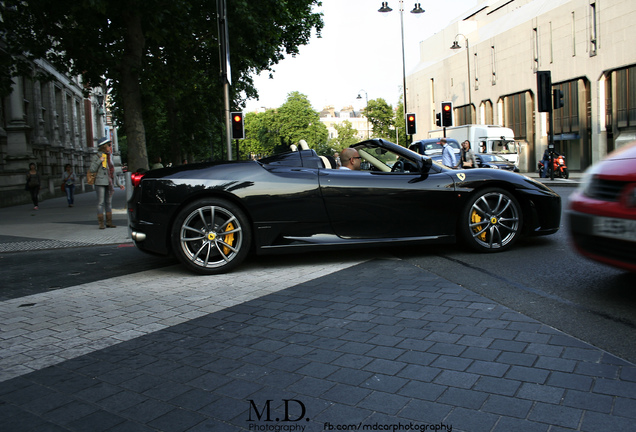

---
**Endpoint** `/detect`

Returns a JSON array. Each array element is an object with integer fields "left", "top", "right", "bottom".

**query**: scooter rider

[{"left": 541, "top": 148, "right": 551, "bottom": 178}]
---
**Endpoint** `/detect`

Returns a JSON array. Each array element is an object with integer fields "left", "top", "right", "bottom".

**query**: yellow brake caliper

[
  {"left": 471, "top": 211, "right": 487, "bottom": 241},
  {"left": 222, "top": 222, "right": 235, "bottom": 255}
]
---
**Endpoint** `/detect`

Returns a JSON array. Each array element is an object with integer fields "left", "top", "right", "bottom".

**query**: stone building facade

[
  {"left": 0, "top": 59, "right": 109, "bottom": 207},
  {"left": 320, "top": 105, "right": 371, "bottom": 141},
  {"left": 407, "top": 0, "right": 636, "bottom": 172}
]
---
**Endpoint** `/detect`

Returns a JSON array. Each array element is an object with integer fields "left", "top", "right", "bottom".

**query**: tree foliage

[
  {"left": 0, "top": 0, "right": 324, "bottom": 168},
  {"left": 331, "top": 120, "right": 359, "bottom": 151},
  {"left": 395, "top": 99, "right": 408, "bottom": 147},
  {"left": 363, "top": 98, "right": 396, "bottom": 141},
  {"left": 240, "top": 92, "right": 328, "bottom": 158}
]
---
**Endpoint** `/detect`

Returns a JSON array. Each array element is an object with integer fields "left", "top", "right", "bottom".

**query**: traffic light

[
  {"left": 436, "top": 113, "right": 441, "bottom": 127},
  {"left": 553, "top": 89, "right": 564, "bottom": 109},
  {"left": 537, "top": 71, "right": 552, "bottom": 112},
  {"left": 406, "top": 113, "right": 416, "bottom": 135},
  {"left": 231, "top": 112, "right": 244, "bottom": 139},
  {"left": 441, "top": 102, "right": 453, "bottom": 127}
]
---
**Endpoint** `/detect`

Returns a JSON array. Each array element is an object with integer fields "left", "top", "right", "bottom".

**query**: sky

[{"left": 244, "top": 0, "right": 479, "bottom": 113}]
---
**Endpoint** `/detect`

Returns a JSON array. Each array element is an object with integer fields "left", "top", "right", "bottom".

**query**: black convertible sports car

[{"left": 128, "top": 139, "right": 561, "bottom": 274}]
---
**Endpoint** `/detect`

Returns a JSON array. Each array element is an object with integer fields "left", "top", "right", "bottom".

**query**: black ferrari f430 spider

[{"left": 128, "top": 139, "right": 561, "bottom": 274}]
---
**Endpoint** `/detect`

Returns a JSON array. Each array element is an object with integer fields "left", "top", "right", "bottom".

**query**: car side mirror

[{"left": 419, "top": 156, "right": 433, "bottom": 173}]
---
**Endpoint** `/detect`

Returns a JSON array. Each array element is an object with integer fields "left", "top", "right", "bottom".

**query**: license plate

[{"left": 593, "top": 216, "right": 636, "bottom": 242}]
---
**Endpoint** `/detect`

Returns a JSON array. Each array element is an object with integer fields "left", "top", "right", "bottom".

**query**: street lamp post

[
  {"left": 450, "top": 34, "right": 472, "bottom": 112},
  {"left": 357, "top": 90, "right": 370, "bottom": 139},
  {"left": 378, "top": 2, "right": 424, "bottom": 123}
]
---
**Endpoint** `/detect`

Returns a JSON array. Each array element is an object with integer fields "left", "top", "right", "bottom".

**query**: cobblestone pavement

[{"left": 1, "top": 258, "right": 635, "bottom": 431}]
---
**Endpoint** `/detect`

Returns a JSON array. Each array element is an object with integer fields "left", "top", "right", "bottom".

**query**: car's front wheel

[
  {"left": 171, "top": 198, "right": 251, "bottom": 274},
  {"left": 460, "top": 188, "right": 522, "bottom": 252}
]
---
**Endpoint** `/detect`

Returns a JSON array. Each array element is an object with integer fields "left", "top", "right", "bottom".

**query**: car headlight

[{"left": 577, "top": 165, "right": 598, "bottom": 197}]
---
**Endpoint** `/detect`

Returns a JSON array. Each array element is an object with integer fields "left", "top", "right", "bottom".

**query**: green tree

[
  {"left": 0, "top": 0, "right": 324, "bottom": 169},
  {"left": 240, "top": 91, "right": 329, "bottom": 158},
  {"left": 395, "top": 99, "right": 408, "bottom": 147},
  {"left": 331, "top": 120, "right": 359, "bottom": 151},
  {"left": 363, "top": 98, "right": 395, "bottom": 141},
  {"left": 240, "top": 110, "right": 280, "bottom": 160},
  {"left": 275, "top": 91, "right": 328, "bottom": 151}
]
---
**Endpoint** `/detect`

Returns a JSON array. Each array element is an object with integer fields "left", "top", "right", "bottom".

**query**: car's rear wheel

[
  {"left": 460, "top": 188, "right": 522, "bottom": 252},
  {"left": 171, "top": 198, "right": 251, "bottom": 274}
]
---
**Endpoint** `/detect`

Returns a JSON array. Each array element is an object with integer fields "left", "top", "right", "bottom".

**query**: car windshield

[
  {"left": 412, "top": 141, "right": 459, "bottom": 155},
  {"left": 352, "top": 142, "right": 421, "bottom": 173},
  {"left": 480, "top": 154, "right": 507, "bottom": 162},
  {"left": 422, "top": 143, "right": 443, "bottom": 154}
]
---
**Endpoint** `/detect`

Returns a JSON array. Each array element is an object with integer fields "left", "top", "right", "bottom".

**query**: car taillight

[{"left": 131, "top": 172, "right": 146, "bottom": 187}]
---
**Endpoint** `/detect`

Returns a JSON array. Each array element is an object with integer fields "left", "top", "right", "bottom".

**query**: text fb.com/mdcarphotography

[
  {"left": 322, "top": 422, "right": 453, "bottom": 431},
  {"left": 245, "top": 398, "right": 453, "bottom": 432}
]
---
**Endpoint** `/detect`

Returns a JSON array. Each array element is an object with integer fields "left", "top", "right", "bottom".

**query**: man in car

[
  {"left": 339, "top": 148, "right": 362, "bottom": 170},
  {"left": 440, "top": 138, "right": 457, "bottom": 168}
]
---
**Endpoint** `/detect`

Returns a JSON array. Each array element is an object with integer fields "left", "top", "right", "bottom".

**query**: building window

[
  {"left": 505, "top": 92, "right": 527, "bottom": 140},
  {"left": 455, "top": 105, "right": 473, "bottom": 126},
  {"left": 533, "top": 27, "right": 539, "bottom": 71},
  {"left": 571, "top": 12, "right": 576, "bottom": 57},
  {"left": 473, "top": 53, "right": 479, "bottom": 90},
  {"left": 589, "top": 2, "right": 597, "bottom": 56},
  {"left": 481, "top": 100, "right": 494, "bottom": 125},
  {"left": 491, "top": 45, "right": 497, "bottom": 85},
  {"left": 616, "top": 66, "right": 636, "bottom": 128},
  {"left": 550, "top": 21, "right": 554, "bottom": 63},
  {"left": 553, "top": 80, "right": 579, "bottom": 135}
]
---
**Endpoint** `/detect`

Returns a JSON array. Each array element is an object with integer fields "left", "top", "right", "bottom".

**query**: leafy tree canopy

[
  {"left": 331, "top": 120, "right": 359, "bottom": 151},
  {"left": 239, "top": 91, "right": 328, "bottom": 158},
  {"left": 0, "top": 0, "right": 324, "bottom": 168},
  {"left": 363, "top": 98, "right": 395, "bottom": 141}
]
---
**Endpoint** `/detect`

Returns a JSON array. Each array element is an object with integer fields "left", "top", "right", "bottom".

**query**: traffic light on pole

[
  {"left": 406, "top": 113, "right": 416, "bottom": 135},
  {"left": 537, "top": 71, "right": 552, "bottom": 112},
  {"left": 441, "top": 102, "right": 453, "bottom": 127},
  {"left": 231, "top": 112, "right": 245, "bottom": 139},
  {"left": 436, "top": 113, "right": 441, "bottom": 127}
]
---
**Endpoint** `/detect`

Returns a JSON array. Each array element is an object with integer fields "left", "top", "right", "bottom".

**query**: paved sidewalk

[{"left": 0, "top": 189, "right": 131, "bottom": 253}]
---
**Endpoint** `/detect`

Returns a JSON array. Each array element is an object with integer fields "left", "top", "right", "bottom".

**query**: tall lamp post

[
  {"left": 450, "top": 34, "right": 472, "bottom": 113},
  {"left": 357, "top": 90, "right": 370, "bottom": 139},
  {"left": 378, "top": 2, "right": 424, "bottom": 121}
]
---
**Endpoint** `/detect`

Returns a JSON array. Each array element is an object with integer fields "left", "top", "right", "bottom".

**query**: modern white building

[{"left": 407, "top": 0, "right": 636, "bottom": 172}]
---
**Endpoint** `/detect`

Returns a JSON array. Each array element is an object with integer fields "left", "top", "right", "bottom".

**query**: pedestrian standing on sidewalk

[
  {"left": 26, "top": 162, "right": 41, "bottom": 210},
  {"left": 88, "top": 137, "right": 124, "bottom": 229},
  {"left": 62, "top": 164, "right": 76, "bottom": 207}
]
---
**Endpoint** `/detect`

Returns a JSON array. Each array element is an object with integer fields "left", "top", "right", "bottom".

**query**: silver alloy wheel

[
  {"left": 467, "top": 190, "right": 520, "bottom": 249},
  {"left": 178, "top": 204, "right": 244, "bottom": 270}
]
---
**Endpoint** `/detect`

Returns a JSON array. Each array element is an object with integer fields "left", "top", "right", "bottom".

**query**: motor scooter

[{"left": 538, "top": 153, "right": 569, "bottom": 179}]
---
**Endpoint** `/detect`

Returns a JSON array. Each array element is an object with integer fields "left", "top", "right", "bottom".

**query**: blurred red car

[{"left": 568, "top": 141, "right": 636, "bottom": 272}]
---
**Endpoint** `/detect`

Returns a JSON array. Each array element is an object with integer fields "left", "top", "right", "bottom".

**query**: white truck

[{"left": 428, "top": 125, "right": 519, "bottom": 165}]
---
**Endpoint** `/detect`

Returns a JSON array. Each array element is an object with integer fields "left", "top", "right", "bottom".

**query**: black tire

[
  {"left": 459, "top": 188, "right": 522, "bottom": 252},
  {"left": 563, "top": 168, "right": 569, "bottom": 179},
  {"left": 171, "top": 198, "right": 251, "bottom": 274}
]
